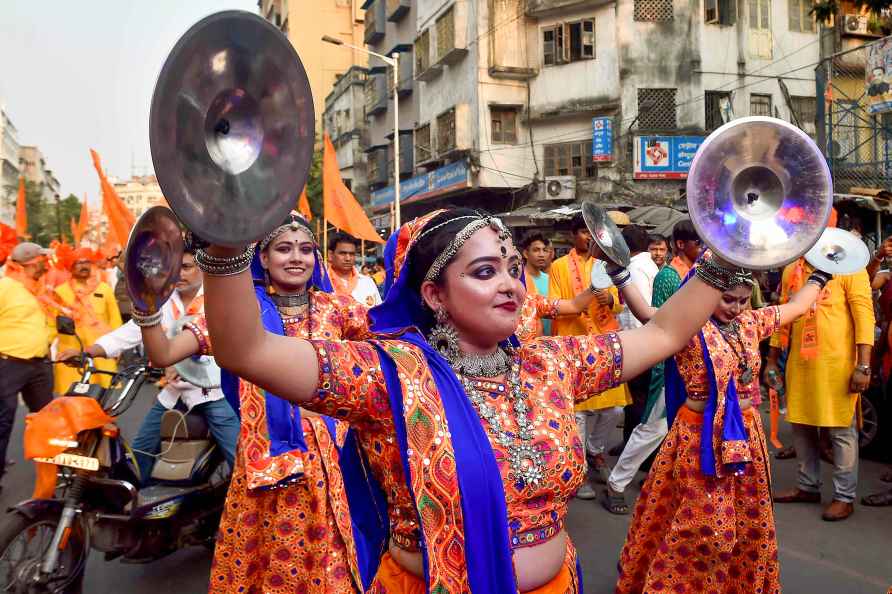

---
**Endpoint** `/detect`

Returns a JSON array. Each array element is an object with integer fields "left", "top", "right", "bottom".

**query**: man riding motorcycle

[{"left": 58, "top": 245, "right": 238, "bottom": 484}]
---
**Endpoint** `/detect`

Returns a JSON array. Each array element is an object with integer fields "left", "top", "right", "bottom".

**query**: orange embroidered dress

[
  {"left": 616, "top": 306, "right": 783, "bottom": 594},
  {"left": 516, "top": 293, "right": 560, "bottom": 343},
  {"left": 206, "top": 289, "right": 371, "bottom": 594}
]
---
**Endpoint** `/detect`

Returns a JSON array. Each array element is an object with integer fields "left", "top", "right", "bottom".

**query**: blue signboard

[
  {"left": 633, "top": 136, "right": 705, "bottom": 179},
  {"left": 370, "top": 160, "right": 470, "bottom": 206},
  {"left": 592, "top": 117, "right": 613, "bottom": 162}
]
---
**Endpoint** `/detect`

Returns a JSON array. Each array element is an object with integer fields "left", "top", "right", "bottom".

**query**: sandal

[
  {"left": 601, "top": 488, "right": 630, "bottom": 515},
  {"left": 775, "top": 445, "right": 796, "bottom": 460},
  {"left": 861, "top": 490, "right": 892, "bottom": 507}
]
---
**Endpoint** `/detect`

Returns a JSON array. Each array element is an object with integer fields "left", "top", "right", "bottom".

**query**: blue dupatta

[{"left": 664, "top": 268, "right": 750, "bottom": 477}]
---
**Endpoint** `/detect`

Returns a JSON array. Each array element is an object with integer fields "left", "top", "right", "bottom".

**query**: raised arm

[
  {"left": 616, "top": 273, "right": 723, "bottom": 382},
  {"left": 201, "top": 245, "right": 319, "bottom": 403},
  {"left": 775, "top": 278, "right": 822, "bottom": 327},
  {"left": 139, "top": 323, "right": 201, "bottom": 368},
  {"left": 616, "top": 282, "right": 656, "bottom": 324}
]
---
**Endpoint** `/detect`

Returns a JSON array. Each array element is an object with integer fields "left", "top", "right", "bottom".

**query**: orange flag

[
  {"left": 70, "top": 218, "right": 79, "bottom": 245},
  {"left": 15, "top": 176, "right": 27, "bottom": 239},
  {"left": 0, "top": 221, "right": 17, "bottom": 263},
  {"left": 322, "top": 134, "right": 382, "bottom": 243},
  {"left": 298, "top": 186, "right": 312, "bottom": 221},
  {"left": 76, "top": 194, "right": 89, "bottom": 245},
  {"left": 90, "top": 149, "right": 135, "bottom": 249}
]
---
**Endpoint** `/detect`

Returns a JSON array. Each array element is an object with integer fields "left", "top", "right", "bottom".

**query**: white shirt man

[{"left": 618, "top": 251, "right": 659, "bottom": 330}]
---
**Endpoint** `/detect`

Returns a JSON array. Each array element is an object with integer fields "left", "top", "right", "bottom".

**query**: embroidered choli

[
  {"left": 193, "top": 289, "right": 369, "bottom": 489},
  {"left": 307, "top": 332, "right": 623, "bottom": 550},
  {"left": 516, "top": 293, "right": 561, "bottom": 343},
  {"left": 674, "top": 306, "right": 781, "bottom": 403}
]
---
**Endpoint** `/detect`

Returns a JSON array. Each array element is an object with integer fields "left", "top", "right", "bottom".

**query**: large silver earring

[{"left": 427, "top": 307, "right": 460, "bottom": 363}]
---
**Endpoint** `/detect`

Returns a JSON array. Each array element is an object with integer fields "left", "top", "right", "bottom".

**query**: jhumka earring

[
  {"left": 265, "top": 269, "right": 273, "bottom": 294},
  {"left": 427, "top": 307, "right": 460, "bottom": 363}
]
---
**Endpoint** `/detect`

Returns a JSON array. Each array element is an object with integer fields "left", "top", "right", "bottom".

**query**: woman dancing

[
  {"left": 130, "top": 213, "right": 384, "bottom": 594},
  {"left": 197, "top": 208, "right": 744, "bottom": 593},
  {"left": 612, "top": 260, "right": 827, "bottom": 593}
]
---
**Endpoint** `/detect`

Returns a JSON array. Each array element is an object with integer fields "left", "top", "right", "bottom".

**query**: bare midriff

[
  {"left": 389, "top": 529, "right": 568, "bottom": 591},
  {"left": 685, "top": 397, "right": 752, "bottom": 413}
]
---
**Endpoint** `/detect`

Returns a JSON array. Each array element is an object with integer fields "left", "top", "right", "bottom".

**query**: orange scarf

[
  {"left": 327, "top": 265, "right": 359, "bottom": 297},
  {"left": 567, "top": 250, "right": 618, "bottom": 333},
  {"left": 777, "top": 258, "right": 828, "bottom": 360},
  {"left": 4, "top": 261, "right": 70, "bottom": 319},
  {"left": 171, "top": 293, "right": 204, "bottom": 320},
  {"left": 60, "top": 273, "right": 111, "bottom": 336}
]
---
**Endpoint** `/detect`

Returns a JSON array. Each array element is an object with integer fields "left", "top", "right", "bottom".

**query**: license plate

[{"left": 34, "top": 453, "right": 99, "bottom": 471}]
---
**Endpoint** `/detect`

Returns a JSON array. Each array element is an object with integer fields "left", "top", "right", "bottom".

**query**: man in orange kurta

[{"left": 549, "top": 213, "right": 629, "bottom": 499}]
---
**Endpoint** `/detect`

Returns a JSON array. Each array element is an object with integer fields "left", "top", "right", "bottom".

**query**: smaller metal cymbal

[
  {"left": 804, "top": 227, "right": 870, "bottom": 275},
  {"left": 125, "top": 206, "right": 184, "bottom": 314},
  {"left": 582, "top": 202, "right": 631, "bottom": 268},
  {"left": 590, "top": 260, "right": 612, "bottom": 289}
]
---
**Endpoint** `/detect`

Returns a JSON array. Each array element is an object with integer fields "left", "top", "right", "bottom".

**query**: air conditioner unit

[
  {"left": 845, "top": 14, "right": 869, "bottom": 34},
  {"left": 541, "top": 176, "right": 576, "bottom": 200}
]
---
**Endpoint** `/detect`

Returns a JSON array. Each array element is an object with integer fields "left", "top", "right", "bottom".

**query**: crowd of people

[{"left": 0, "top": 204, "right": 889, "bottom": 592}]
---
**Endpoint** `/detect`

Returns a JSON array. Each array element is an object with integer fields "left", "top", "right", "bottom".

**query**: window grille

[
  {"left": 544, "top": 141, "right": 597, "bottom": 178},
  {"left": 638, "top": 88, "right": 678, "bottom": 130},
  {"left": 634, "top": 0, "right": 674, "bottom": 22}
]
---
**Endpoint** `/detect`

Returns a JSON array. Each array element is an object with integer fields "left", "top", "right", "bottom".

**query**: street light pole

[{"left": 322, "top": 35, "right": 401, "bottom": 229}]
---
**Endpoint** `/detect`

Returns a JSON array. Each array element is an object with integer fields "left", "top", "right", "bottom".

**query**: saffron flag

[
  {"left": 0, "top": 222, "right": 17, "bottom": 263},
  {"left": 322, "top": 134, "right": 382, "bottom": 243},
  {"left": 70, "top": 218, "right": 79, "bottom": 245},
  {"left": 76, "top": 194, "right": 89, "bottom": 245},
  {"left": 90, "top": 149, "right": 135, "bottom": 249},
  {"left": 298, "top": 186, "right": 312, "bottom": 221},
  {"left": 15, "top": 176, "right": 27, "bottom": 239}
]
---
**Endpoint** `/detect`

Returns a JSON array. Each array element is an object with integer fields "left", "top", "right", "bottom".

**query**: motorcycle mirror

[{"left": 56, "top": 315, "right": 77, "bottom": 336}]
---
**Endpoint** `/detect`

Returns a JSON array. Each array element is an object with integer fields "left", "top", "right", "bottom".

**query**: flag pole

[
  {"left": 361, "top": 239, "right": 365, "bottom": 269},
  {"left": 323, "top": 218, "right": 328, "bottom": 266}
]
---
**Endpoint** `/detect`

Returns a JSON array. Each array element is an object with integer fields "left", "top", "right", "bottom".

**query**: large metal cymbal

[
  {"left": 804, "top": 227, "right": 870, "bottom": 275},
  {"left": 149, "top": 10, "right": 315, "bottom": 247},
  {"left": 686, "top": 116, "right": 832, "bottom": 270},
  {"left": 125, "top": 206, "right": 184, "bottom": 314},
  {"left": 581, "top": 201, "right": 631, "bottom": 268}
]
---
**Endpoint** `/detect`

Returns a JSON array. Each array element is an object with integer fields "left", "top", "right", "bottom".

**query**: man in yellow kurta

[
  {"left": 767, "top": 259, "right": 874, "bottom": 522},
  {"left": 550, "top": 213, "right": 629, "bottom": 499},
  {"left": 53, "top": 248, "right": 122, "bottom": 394}
]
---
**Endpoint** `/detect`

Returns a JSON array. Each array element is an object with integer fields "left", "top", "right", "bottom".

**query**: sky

[{"left": 0, "top": 0, "right": 258, "bottom": 203}]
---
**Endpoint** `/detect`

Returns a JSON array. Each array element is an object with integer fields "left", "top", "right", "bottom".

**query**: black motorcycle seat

[{"left": 159, "top": 410, "right": 210, "bottom": 440}]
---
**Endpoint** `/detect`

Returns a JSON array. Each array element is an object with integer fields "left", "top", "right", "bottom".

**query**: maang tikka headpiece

[{"left": 422, "top": 215, "right": 511, "bottom": 283}]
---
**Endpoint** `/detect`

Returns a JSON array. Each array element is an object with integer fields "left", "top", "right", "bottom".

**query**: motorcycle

[{"left": 0, "top": 317, "right": 230, "bottom": 593}]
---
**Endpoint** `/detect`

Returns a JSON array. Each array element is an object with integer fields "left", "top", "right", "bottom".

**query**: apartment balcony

[
  {"left": 364, "top": 0, "right": 386, "bottom": 44},
  {"left": 386, "top": 0, "right": 410, "bottom": 22}
]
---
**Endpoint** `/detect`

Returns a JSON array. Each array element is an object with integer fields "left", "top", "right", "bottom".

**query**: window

[
  {"left": 750, "top": 93, "right": 772, "bottom": 116},
  {"left": 436, "top": 7, "right": 455, "bottom": 61},
  {"left": 790, "top": 95, "right": 816, "bottom": 133},
  {"left": 542, "top": 19, "right": 595, "bottom": 66},
  {"left": 415, "top": 123, "right": 432, "bottom": 162},
  {"left": 749, "top": 0, "right": 770, "bottom": 29},
  {"left": 638, "top": 88, "right": 678, "bottom": 130},
  {"left": 634, "top": 0, "right": 674, "bottom": 21},
  {"left": 788, "top": 0, "right": 815, "bottom": 32},
  {"left": 437, "top": 108, "right": 457, "bottom": 153},
  {"left": 491, "top": 106, "right": 519, "bottom": 144},
  {"left": 705, "top": 0, "right": 736, "bottom": 24},
  {"left": 544, "top": 142, "right": 597, "bottom": 178},
  {"left": 415, "top": 30, "right": 431, "bottom": 73},
  {"left": 705, "top": 91, "right": 732, "bottom": 130}
]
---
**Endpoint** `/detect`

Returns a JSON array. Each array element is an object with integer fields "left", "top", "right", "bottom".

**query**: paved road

[{"left": 1, "top": 385, "right": 891, "bottom": 593}]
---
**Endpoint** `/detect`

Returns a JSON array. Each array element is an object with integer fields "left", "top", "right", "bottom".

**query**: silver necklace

[
  {"left": 714, "top": 319, "right": 754, "bottom": 385},
  {"left": 270, "top": 292, "right": 309, "bottom": 308},
  {"left": 450, "top": 347, "right": 513, "bottom": 377},
  {"left": 458, "top": 359, "right": 545, "bottom": 489}
]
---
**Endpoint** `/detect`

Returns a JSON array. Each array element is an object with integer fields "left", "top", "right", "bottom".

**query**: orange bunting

[
  {"left": 15, "top": 176, "right": 27, "bottom": 239},
  {"left": 322, "top": 134, "right": 383, "bottom": 243},
  {"left": 90, "top": 149, "right": 134, "bottom": 250},
  {"left": 298, "top": 186, "right": 312, "bottom": 221}
]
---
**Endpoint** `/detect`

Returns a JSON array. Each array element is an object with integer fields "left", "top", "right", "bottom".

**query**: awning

[{"left": 834, "top": 190, "right": 892, "bottom": 214}]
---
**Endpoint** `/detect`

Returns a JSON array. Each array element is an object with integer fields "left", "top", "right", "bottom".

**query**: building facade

[
  {"left": 111, "top": 174, "right": 167, "bottom": 219},
  {"left": 18, "top": 145, "right": 61, "bottom": 206},
  {"left": 324, "top": 66, "right": 371, "bottom": 201},
  {"left": 259, "top": 0, "right": 368, "bottom": 129},
  {"left": 0, "top": 107, "right": 20, "bottom": 226},
  {"left": 367, "top": 0, "right": 822, "bottom": 222}
]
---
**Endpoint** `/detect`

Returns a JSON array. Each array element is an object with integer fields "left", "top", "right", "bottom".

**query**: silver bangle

[
  {"left": 131, "top": 308, "right": 163, "bottom": 327},
  {"left": 195, "top": 245, "right": 255, "bottom": 276},
  {"left": 608, "top": 268, "right": 633, "bottom": 289}
]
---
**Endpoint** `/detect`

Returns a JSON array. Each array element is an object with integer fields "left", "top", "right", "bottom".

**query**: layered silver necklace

[
  {"left": 454, "top": 353, "right": 545, "bottom": 489},
  {"left": 270, "top": 292, "right": 309, "bottom": 308}
]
